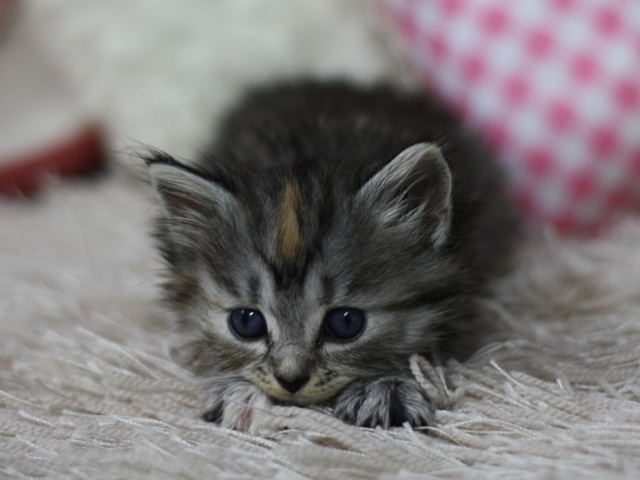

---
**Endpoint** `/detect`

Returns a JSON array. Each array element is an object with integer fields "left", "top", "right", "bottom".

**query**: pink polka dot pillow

[{"left": 381, "top": 0, "right": 640, "bottom": 234}]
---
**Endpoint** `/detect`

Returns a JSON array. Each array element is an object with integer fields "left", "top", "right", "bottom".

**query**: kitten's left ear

[
  {"left": 145, "top": 151, "right": 235, "bottom": 219},
  {"left": 357, "top": 143, "right": 453, "bottom": 247}
]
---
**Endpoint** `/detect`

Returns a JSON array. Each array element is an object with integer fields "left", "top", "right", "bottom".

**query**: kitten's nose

[{"left": 275, "top": 374, "right": 310, "bottom": 394}]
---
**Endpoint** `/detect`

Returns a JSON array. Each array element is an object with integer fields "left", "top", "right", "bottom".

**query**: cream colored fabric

[
  {"left": 2, "top": 1, "right": 640, "bottom": 477},
  {"left": 1, "top": 173, "right": 640, "bottom": 479}
]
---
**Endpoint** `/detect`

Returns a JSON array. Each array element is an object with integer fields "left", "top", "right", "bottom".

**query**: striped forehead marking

[{"left": 276, "top": 181, "right": 304, "bottom": 264}]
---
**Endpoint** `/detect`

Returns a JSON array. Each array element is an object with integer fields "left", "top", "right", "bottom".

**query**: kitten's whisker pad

[{"left": 146, "top": 80, "right": 517, "bottom": 431}]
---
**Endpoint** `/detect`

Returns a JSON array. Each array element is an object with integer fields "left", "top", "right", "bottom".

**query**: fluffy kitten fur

[{"left": 146, "top": 81, "right": 517, "bottom": 431}]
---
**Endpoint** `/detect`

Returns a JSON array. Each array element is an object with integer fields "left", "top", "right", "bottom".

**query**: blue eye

[
  {"left": 229, "top": 309, "right": 267, "bottom": 339},
  {"left": 323, "top": 308, "right": 366, "bottom": 341}
]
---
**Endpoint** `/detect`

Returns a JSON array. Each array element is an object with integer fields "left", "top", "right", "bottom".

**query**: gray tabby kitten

[{"left": 146, "top": 81, "right": 517, "bottom": 431}]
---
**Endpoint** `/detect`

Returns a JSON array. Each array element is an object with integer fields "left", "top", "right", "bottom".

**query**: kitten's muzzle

[{"left": 275, "top": 374, "right": 310, "bottom": 394}]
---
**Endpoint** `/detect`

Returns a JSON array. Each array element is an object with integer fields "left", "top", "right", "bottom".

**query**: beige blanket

[
  {"left": 2, "top": 172, "right": 639, "bottom": 479},
  {"left": 2, "top": 1, "right": 640, "bottom": 477}
]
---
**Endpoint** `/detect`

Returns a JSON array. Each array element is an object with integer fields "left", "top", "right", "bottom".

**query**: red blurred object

[{"left": 0, "top": 126, "right": 105, "bottom": 196}]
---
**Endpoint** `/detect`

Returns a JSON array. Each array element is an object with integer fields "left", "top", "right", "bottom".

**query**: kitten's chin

[
  {"left": 270, "top": 393, "right": 316, "bottom": 407},
  {"left": 263, "top": 388, "right": 331, "bottom": 407},
  {"left": 257, "top": 383, "right": 345, "bottom": 407}
]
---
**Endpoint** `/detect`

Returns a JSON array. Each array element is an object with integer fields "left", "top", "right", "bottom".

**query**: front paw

[
  {"left": 332, "top": 374, "right": 434, "bottom": 429},
  {"left": 201, "top": 379, "right": 271, "bottom": 433}
]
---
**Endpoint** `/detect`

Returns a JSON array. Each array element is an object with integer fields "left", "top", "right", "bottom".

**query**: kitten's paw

[
  {"left": 332, "top": 375, "right": 434, "bottom": 429},
  {"left": 202, "top": 381, "right": 271, "bottom": 433}
]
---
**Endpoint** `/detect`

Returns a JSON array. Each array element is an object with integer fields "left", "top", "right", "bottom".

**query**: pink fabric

[{"left": 381, "top": 0, "right": 640, "bottom": 234}]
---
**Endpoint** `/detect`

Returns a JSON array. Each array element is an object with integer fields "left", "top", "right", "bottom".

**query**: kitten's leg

[
  {"left": 332, "top": 372, "right": 434, "bottom": 429},
  {"left": 201, "top": 375, "right": 271, "bottom": 432}
]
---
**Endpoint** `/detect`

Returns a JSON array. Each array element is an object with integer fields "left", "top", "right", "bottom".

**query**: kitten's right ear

[
  {"left": 145, "top": 152, "right": 234, "bottom": 218},
  {"left": 357, "top": 143, "right": 453, "bottom": 247}
]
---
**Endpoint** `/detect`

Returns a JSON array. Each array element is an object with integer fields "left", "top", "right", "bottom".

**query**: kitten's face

[{"left": 149, "top": 144, "right": 459, "bottom": 406}]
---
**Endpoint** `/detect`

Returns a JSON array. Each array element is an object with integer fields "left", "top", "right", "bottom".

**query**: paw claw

[
  {"left": 201, "top": 404, "right": 223, "bottom": 423},
  {"left": 333, "top": 375, "right": 434, "bottom": 429}
]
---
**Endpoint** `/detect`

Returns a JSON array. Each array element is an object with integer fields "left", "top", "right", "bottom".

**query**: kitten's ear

[
  {"left": 357, "top": 143, "right": 453, "bottom": 247},
  {"left": 146, "top": 152, "right": 234, "bottom": 218}
]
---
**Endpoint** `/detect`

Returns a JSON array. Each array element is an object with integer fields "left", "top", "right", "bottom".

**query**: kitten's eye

[
  {"left": 229, "top": 309, "right": 267, "bottom": 340},
  {"left": 323, "top": 307, "right": 366, "bottom": 341}
]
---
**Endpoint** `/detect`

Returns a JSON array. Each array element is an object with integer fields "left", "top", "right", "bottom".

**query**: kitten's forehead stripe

[
  {"left": 321, "top": 275, "right": 335, "bottom": 305},
  {"left": 248, "top": 275, "right": 261, "bottom": 305},
  {"left": 276, "top": 181, "right": 304, "bottom": 265}
]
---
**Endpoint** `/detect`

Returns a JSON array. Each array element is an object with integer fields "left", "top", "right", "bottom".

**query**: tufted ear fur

[
  {"left": 146, "top": 152, "right": 235, "bottom": 220},
  {"left": 357, "top": 143, "right": 453, "bottom": 248}
]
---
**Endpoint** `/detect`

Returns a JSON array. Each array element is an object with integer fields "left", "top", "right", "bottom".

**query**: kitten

[{"left": 146, "top": 80, "right": 517, "bottom": 431}]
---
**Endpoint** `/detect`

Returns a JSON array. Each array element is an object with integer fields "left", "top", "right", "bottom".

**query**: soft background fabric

[
  {"left": 20, "top": 0, "right": 403, "bottom": 163},
  {"left": 1, "top": 1, "right": 640, "bottom": 478},
  {"left": 382, "top": 0, "right": 640, "bottom": 234}
]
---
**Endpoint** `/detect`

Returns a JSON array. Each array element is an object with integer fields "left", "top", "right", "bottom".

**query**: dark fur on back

[
  {"left": 208, "top": 81, "right": 513, "bottom": 282},
  {"left": 147, "top": 80, "right": 518, "bottom": 430}
]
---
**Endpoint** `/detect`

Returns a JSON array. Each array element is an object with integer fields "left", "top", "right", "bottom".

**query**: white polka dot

[
  {"left": 599, "top": 42, "right": 636, "bottom": 77},
  {"left": 553, "top": 134, "right": 592, "bottom": 171},
  {"left": 538, "top": 178, "right": 570, "bottom": 214}
]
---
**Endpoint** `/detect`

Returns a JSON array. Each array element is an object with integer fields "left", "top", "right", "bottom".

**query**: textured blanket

[
  {"left": 2, "top": 175, "right": 640, "bottom": 479},
  {"left": 2, "top": 1, "right": 640, "bottom": 478}
]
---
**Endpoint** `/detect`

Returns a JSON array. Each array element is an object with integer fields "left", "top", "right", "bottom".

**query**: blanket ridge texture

[{"left": 1, "top": 176, "right": 640, "bottom": 479}]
